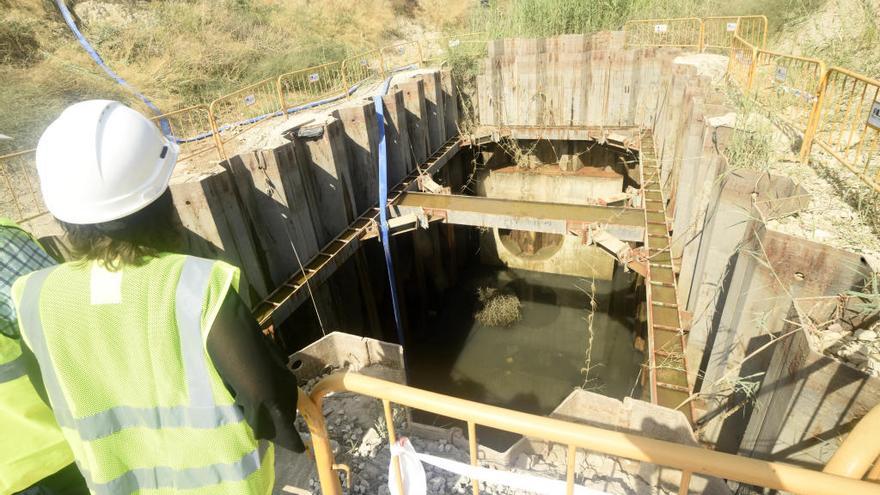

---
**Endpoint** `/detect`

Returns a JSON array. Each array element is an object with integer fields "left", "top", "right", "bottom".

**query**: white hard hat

[{"left": 36, "top": 100, "right": 179, "bottom": 225}]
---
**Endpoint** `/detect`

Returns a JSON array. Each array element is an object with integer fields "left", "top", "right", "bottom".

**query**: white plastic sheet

[{"left": 389, "top": 437, "right": 610, "bottom": 495}]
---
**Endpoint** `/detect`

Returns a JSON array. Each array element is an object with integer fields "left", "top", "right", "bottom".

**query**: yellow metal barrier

[
  {"left": 801, "top": 67, "right": 880, "bottom": 192},
  {"left": 277, "top": 61, "right": 347, "bottom": 113},
  {"left": 0, "top": 149, "right": 45, "bottom": 223},
  {"left": 623, "top": 17, "right": 703, "bottom": 49},
  {"left": 340, "top": 50, "right": 385, "bottom": 88},
  {"left": 752, "top": 50, "right": 825, "bottom": 130},
  {"left": 299, "top": 372, "right": 880, "bottom": 495},
  {"left": 728, "top": 34, "right": 758, "bottom": 91},
  {"left": 422, "top": 32, "right": 488, "bottom": 65},
  {"left": 207, "top": 77, "right": 284, "bottom": 161},
  {"left": 149, "top": 104, "right": 220, "bottom": 163},
  {"left": 702, "top": 15, "right": 768, "bottom": 51},
  {"left": 379, "top": 40, "right": 424, "bottom": 72}
]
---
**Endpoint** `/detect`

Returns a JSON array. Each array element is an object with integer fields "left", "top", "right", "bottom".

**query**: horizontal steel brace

[{"left": 393, "top": 192, "right": 645, "bottom": 242}]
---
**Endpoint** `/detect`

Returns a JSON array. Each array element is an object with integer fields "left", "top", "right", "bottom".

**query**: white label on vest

[
  {"left": 726, "top": 22, "right": 737, "bottom": 32},
  {"left": 869, "top": 101, "right": 880, "bottom": 129},
  {"left": 654, "top": 24, "right": 668, "bottom": 33},
  {"left": 91, "top": 263, "right": 123, "bottom": 305}
]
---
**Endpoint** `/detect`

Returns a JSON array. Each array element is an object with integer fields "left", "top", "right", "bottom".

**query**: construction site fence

[
  {"left": 628, "top": 14, "right": 880, "bottom": 194},
  {"left": 623, "top": 15, "right": 767, "bottom": 50},
  {"left": 0, "top": 32, "right": 486, "bottom": 222},
  {"left": 5, "top": 16, "right": 880, "bottom": 214},
  {"left": 299, "top": 372, "right": 880, "bottom": 495}
]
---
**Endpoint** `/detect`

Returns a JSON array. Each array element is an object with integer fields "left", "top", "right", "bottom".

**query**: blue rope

[
  {"left": 54, "top": 0, "right": 170, "bottom": 135},
  {"left": 373, "top": 78, "right": 405, "bottom": 348}
]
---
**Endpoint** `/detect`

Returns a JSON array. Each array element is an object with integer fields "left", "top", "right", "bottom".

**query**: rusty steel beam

[
  {"left": 639, "top": 130, "right": 695, "bottom": 424},
  {"left": 393, "top": 192, "right": 646, "bottom": 242},
  {"left": 467, "top": 125, "right": 641, "bottom": 150}
]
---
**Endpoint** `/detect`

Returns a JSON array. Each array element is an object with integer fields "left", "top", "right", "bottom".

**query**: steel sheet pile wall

[
  {"left": 158, "top": 69, "right": 459, "bottom": 344},
  {"left": 475, "top": 33, "right": 876, "bottom": 459}
]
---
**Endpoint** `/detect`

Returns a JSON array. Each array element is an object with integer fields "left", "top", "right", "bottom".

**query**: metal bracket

[{"left": 417, "top": 174, "right": 451, "bottom": 195}]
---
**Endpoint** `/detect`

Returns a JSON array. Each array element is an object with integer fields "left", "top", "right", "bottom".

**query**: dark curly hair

[{"left": 59, "top": 189, "right": 182, "bottom": 270}]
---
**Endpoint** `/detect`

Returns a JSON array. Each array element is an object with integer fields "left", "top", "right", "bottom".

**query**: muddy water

[{"left": 407, "top": 262, "right": 644, "bottom": 451}]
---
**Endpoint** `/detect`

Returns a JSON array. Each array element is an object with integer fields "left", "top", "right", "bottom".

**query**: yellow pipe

[
  {"left": 824, "top": 404, "right": 880, "bottom": 479},
  {"left": 297, "top": 387, "right": 343, "bottom": 495},
  {"left": 311, "top": 372, "right": 880, "bottom": 495}
]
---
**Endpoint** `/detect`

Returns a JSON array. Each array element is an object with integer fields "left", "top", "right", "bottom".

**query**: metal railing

[
  {"left": 802, "top": 67, "right": 880, "bottom": 192},
  {"left": 380, "top": 40, "right": 424, "bottom": 72},
  {"left": 623, "top": 15, "right": 767, "bottom": 52},
  {"left": 0, "top": 33, "right": 484, "bottom": 222},
  {"left": 277, "top": 61, "right": 348, "bottom": 113},
  {"left": 148, "top": 104, "right": 220, "bottom": 163},
  {"left": 298, "top": 372, "right": 880, "bottom": 495},
  {"left": 623, "top": 17, "right": 703, "bottom": 49},
  {"left": 728, "top": 34, "right": 758, "bottom": 91},
  {"left": 207, "top": 76, "right": 285, "bottom": 162},
  {"left": 340, "top": 50, "right": 385, "bottom": 88},
  {"left": 421, "top": 32, "right": 489, "bottom": 65},
  {"left": 0, "top": 148, "right": 41, "bottom": 222},
  {"left": 753, "top": 50, "right": 825, "bottom": 130},
  {"left": 702, "top": 15, "right": 768, "bottom": 51}
]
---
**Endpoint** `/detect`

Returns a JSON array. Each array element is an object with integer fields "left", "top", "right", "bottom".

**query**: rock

[
  {"left": 856, "top": 329, "right": 877, "bottom": 342},
  {"left": 357, "top": 427, "right": 383, "bottom": 457},
  {"left": 429, "top": 476, "right": 445, "bottom": 492}
]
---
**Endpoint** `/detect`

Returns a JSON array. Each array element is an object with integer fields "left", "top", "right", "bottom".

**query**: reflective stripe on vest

[
  {"left": 0, "top": 354, "right": 26, "bottom": 383},
  {"left": 18, "top": 256, "right": 267, "bottom": 491},
  {"left": 79, "top": 441, "right": 270, "bottom": 495}
]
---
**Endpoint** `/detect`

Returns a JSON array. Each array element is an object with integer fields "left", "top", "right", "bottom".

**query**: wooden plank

[
  {"left": 419, "top": 71, "right": 446, "bottom": 154},
  {"left": 440, "top": 69, "right": 459, "bottom": 138},
  {"left": 397, "top": 78, "right": 429, "bottom": 166},
  {"left": 226, "top": 147, "right": 317, "bottom": 287},
  {"left": 382, "top": 88, "right": 413, "bottom": 183},
  {"left": 170, "top": 166, "right": 271, "bottom": 301},
  {"left": 334, "top": 100, "right": 380, "bottom": 215}
]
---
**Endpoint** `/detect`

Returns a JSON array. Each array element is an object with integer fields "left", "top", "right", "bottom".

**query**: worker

[
  {"left": 12, "top": 100, "right": 306, "bottom": 494},
  {"left": 0, "top": 219, "right": 88, "bottom": 494}
]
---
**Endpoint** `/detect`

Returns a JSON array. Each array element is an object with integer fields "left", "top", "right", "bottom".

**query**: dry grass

[
  {"left": 0, "top": 0, "right": 410, "bottom": 152},
  {"left": 475, "top": 286, "right": 522, "bottom": 327}
]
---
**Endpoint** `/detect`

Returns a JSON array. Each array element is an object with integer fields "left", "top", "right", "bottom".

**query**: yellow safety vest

[
  {"left": 0, "top": 218, "right": 74, "bottom": 494},
  {"left": 13, "top": 254, "right": 274, "bottom": 495}
]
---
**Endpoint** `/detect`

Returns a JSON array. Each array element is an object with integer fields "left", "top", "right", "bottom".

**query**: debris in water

[{"left": 475, "top": 287, "right": 522, "bottom": 327}]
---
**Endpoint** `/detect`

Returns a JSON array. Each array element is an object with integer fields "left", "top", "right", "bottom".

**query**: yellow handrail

[
  {"left": 824, "top": 403, "right": 880, "bottom": 478},
  {"left": 297, "top": 372, "right": 880, "bottom": 495}
]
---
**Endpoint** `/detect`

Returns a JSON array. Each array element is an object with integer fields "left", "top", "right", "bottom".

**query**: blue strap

[
  {"left": 373, "top": 79, "right": 405, "bottom": 349},
  {"left": 54, "top": 0, "right": 170, "bottom": 135}
]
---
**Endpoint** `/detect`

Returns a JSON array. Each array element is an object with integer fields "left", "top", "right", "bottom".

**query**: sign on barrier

[
  {"left": 775, "top": 66, "right": 788, "bottom": 82},
  {"left": 726, "top": 22, "right": 737, "bottom": 32},
  {"left": 869, "top": 101, "right": 880, "bottom": 130},
  {"left": 654, "top": 23, "right": 668, "bottom": 33}
]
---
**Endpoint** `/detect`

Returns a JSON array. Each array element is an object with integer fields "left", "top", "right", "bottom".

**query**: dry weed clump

[{"left": 474, "top": 287, "right": 522, "bottom": 327}]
